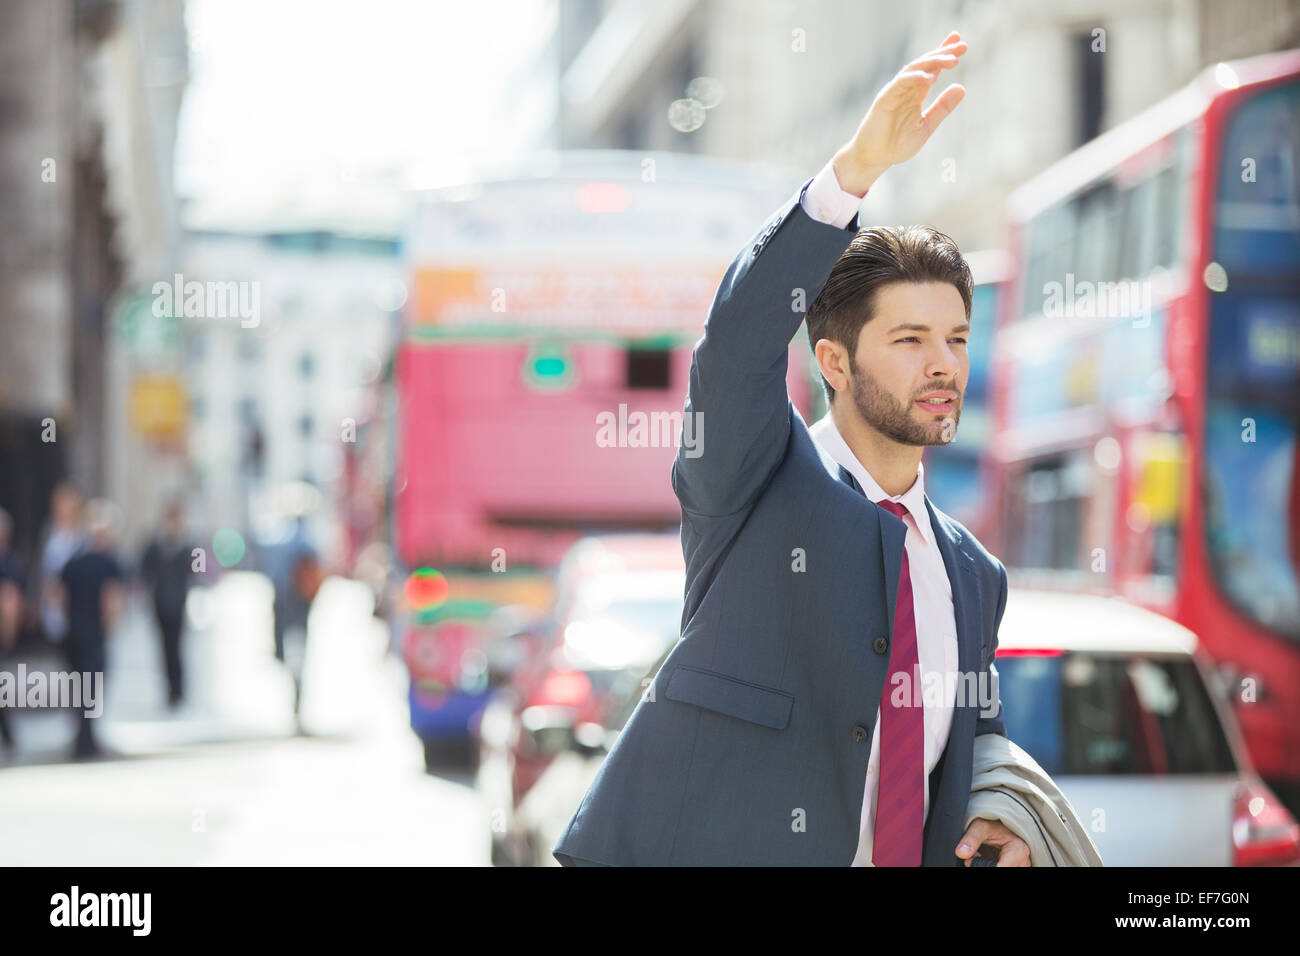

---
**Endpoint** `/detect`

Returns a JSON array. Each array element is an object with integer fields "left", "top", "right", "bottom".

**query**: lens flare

[{"left": 405, "top": 567, "right": 449, "bottom": 610}]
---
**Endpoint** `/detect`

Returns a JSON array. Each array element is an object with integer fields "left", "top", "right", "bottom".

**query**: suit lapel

[
  {"left": 922, "top": 494, "right": 984, "bottom": 864},
  {"left": 925, "top": 494, "right": 982, "bottom": 690},
  {"left": 812, "top": 435, "right": 982, "bottom": 685}
]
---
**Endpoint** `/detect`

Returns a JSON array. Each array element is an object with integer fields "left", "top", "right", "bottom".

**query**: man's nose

[{"left": 925, "top": 343, "right": 961, "bottom": 378}]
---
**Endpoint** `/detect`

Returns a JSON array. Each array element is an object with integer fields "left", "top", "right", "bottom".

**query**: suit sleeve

[
  {"left": 671, "top": 180, "right": 860, "bottom": 517},
  {"left": 974, "top": 561, "right": 1009, "bottom": 738}
]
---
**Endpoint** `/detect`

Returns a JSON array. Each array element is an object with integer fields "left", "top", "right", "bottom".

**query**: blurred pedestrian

[
  {"left": 58, "top": 500, "right": 125, "bottom": 759},
  {"left": 0, "top": 507, "right": 24, "bottom": 753},
  {"left": 37, "top": 483, "right": 84, "bottom": 648},
  {"left": 261, "top": 516, "right": 324, "bottom": 727},
  {"left": 140, "top": 501, "right": 194, "bottom": 707}
]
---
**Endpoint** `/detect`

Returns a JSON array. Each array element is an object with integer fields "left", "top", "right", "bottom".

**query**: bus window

[
  {"left": 1023, "top": 202, "right": 1077, "bottom": 320},
  {"left": 1076, "top": 182, "right": 1122, "bottom": 284},
  {"left": 1004, "top": 451, "right": 1092, "bottom": 573},
  {"left": 625, "top": 347, "right": 672, "bottom": 390},
  {"left": 1214, "top": 81, "right": 1300, "bottom": 273}
]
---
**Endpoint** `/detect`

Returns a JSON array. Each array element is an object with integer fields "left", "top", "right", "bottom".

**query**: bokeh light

[
  {"left": 212, "top": 528, "right": 246, "bottom": 567},
  {"left": 404, "top": 567, "right": 449, "bottom": 611}
]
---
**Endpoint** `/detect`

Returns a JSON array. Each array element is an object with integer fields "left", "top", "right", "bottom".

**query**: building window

[{"left": 1073, "top": 28, "right": 1104, "bottom": 146}]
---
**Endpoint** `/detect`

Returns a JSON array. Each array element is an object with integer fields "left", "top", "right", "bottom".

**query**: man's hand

[
  {"left": 830, "top": 31, "right": 968, "bottom": 197},
  {"left": 956, "top": 818, "right": 1031, "bottom": 867}
]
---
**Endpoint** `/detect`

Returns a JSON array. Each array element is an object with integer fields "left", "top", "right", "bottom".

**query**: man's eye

[
  {"left": 950, "top": 337, "right": 968, "bottom": 345},
  {"left": 896, "top": 337, "right": 920, "bottom": 343}
]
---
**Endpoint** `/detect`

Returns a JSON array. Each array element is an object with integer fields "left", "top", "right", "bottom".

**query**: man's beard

[{"left": 848, "top": 356, "right": 960, "bottom": 447}]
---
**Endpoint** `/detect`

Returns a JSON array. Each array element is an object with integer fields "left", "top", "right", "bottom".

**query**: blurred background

[{"left": 0, "top": 0, "right": 1297, "bottom": 866}]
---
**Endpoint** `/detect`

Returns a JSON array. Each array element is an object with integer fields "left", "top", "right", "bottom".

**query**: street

[{"left": 0, "top": 574, "right": 490, "bottom": 866}]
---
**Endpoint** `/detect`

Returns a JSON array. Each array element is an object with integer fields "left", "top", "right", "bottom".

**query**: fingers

[
  {"left": 996, "top": 838, "right": 1032, "bottom": 867},
  {"left": 912, "top": 35, "right": 967, "bottom": 65},
  {"left": 956, "top": 818, "right": 992, "bottom": 858},
  {"left": 957, "top": 819, "right": 1033, "bottom": 867},
  {"left": 921, "top": 83, "right": 966, "bottom": 130},
  {"left": 906, "top": 53, "right": 961, "bottom": 75}
]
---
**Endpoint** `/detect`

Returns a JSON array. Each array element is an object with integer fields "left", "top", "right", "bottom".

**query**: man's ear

[{"left": 814, "top": 338, "right": 850, "bottom": 398}]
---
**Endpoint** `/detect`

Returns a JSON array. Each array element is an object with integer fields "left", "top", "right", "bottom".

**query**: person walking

[
  {"left": 140, "top": 502, "right": 194, "bottom": 708},
  {"left": 58, "top": 500, "right": 124, "bottom": 759},
  {"left": 37, "top": 483, "right": 84, "bottom": 649}
]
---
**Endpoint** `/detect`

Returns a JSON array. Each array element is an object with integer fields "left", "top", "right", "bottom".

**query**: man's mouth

[{"left": 915, "top": 393, "right": 957, "bottom": 414}]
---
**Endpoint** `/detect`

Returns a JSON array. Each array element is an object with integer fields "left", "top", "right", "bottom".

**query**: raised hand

[{"left": 831, "top": 31, "right": 968, "bottom": 197}]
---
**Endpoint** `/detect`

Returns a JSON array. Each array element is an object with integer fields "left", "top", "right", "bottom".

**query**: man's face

[{"left": 843, "top": 281, "right": 969, "bottom": 446}]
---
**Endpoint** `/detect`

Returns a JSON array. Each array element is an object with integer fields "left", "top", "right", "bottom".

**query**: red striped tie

[{"left": 872, "top": 498, "right": 924, "bottom": 866}]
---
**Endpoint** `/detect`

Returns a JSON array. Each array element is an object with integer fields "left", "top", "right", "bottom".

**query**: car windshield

[{"left": 995, "top": 653, "right": 1237, "bottom": 776}]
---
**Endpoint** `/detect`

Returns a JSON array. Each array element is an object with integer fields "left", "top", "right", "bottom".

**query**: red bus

[
  {"left": 388, "top": 152, "right": 817, "bottom": 749},
  {"left": 988, "top": 49, "right": 1300, "bottom": 807},
  {"left": 397, "top": 151, "right": 813, "bottom": 574}
]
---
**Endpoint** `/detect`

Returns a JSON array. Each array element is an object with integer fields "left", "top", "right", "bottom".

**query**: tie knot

[{"left": 876, "top": 498, "right": 908, "bottom": 520}]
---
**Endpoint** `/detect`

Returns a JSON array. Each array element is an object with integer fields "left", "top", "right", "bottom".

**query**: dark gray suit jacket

[{"left": 553, "top": 176, "right": 1009, "bottom": 866}]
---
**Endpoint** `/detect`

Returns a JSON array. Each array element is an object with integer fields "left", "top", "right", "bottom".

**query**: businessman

[{"left": 554, "top": 32, "right": 1028, "bottom": 866}]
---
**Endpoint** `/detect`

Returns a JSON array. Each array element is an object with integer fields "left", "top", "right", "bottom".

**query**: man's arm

[
  {"left": 671, "top": 32, "right": 968, "bottom": 517},
  {"left": 670, "top": 181, "right": 865, "bottom": 517},
  {"left": 101, "top": 558, "right": 126, "bottom": 638}
]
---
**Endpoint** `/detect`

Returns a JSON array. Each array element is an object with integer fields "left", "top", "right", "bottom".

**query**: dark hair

[{"left": 805, "top": 225, "right": 973, "bottom": 403}]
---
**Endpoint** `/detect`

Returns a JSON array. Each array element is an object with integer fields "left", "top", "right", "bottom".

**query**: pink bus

[
  {"left": 390, "top": 152, "right": 818, "bottom": 754},
  {"left": 396, "top": 151, "right": 815, "bottom": 573}
]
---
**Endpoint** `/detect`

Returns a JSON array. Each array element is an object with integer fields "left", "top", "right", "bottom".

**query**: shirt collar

[{"left": 808, "top": 412, "right": 934, "bottom": 546}]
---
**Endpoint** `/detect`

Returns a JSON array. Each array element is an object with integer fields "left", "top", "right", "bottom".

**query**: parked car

[
  {"left": 994, "top": 587, "right": 1300, "bottom": 866},
  {"left": 477, "top": 533, "right": 684, "bottom": 866}
]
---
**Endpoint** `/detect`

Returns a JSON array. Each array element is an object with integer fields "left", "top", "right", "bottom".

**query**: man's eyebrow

[{"left": 886, "top": 322, "right": 972, "bottom": 334}]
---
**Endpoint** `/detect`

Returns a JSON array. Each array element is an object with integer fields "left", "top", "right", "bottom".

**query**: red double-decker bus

[
  {"left": 383, "top": 152, "right": 817, "bottom": 751},
  {"left": 397, "top": 151, "right": 812, "bottom": 574},
  {"left": 987, "top": 49, "right": 1300, "bottom": 807}
]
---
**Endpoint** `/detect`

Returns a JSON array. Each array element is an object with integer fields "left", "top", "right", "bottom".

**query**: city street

[{"left": 0, "top": 574, "right": 490, "bottom": 865}]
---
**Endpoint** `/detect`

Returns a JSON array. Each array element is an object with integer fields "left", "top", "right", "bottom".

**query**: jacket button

[
  {"left": 752, "top": 243, "right": 762, "bottom": 256},
  {"left": 851, "top": 725, "right": 869, "bottom": 743},
  {"left": 873, "top": 636, "right": 889, "bottom": 655}
]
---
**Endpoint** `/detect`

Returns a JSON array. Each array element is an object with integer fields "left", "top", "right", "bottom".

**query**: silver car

[{"left": 994, "top": 587, "right": 1300, "bottom": 866}]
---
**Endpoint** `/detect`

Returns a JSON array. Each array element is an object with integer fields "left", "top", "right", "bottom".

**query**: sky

[{"left": 175, "top": 0, "right": 554, "bottom": 227}]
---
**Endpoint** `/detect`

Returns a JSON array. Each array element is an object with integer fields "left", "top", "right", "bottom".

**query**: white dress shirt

[
  {"left": 800, "top": 161, "right": 960, "bottom": 866},
  {"left": 801, "top": 158, "right": 867, "bottom": 229}
]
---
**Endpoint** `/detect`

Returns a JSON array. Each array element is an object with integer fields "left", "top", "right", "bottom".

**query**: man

[
  {"left": 259, "top": 516, "right": 322, "bottom": 725},
  {"left": 59, "top": 500, "right": 124, "bottom": 759},
  {"left": 140, "top": 502, "right": 194, "bottom": 707},
  {"left": 554, "top": 32, "right": 1028, "bottom": 866},
  {"left": 38, "top": 483, "right": 84, "bottom": 647}
]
